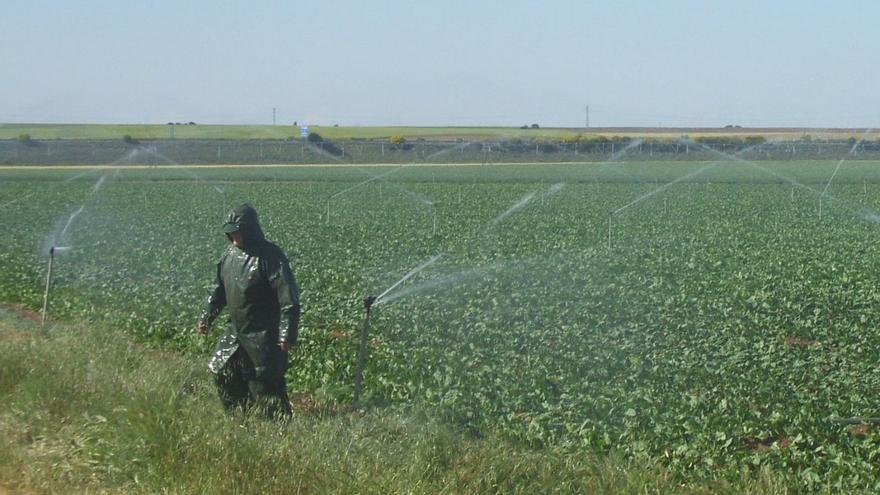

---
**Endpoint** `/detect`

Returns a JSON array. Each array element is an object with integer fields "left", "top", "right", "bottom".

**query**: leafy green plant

[{"left": 3, "top": 160, "right": 880, "bottom": 490}]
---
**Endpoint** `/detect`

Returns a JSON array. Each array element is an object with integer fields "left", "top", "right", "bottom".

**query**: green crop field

[{"left": 4, "top": 158, "right": 880, "bottom": 490}]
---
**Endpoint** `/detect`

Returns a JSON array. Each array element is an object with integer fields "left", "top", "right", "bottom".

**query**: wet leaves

[{"left": 4, "top": 166, "right": 880, "bottom": 489}]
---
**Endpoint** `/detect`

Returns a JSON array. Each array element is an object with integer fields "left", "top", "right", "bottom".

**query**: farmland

[
  {"left": 3, "top": 122, "right": 878, "bottom": 141},
  {"left": 4, "top": 157, "right": 880, "bottom": 490}
]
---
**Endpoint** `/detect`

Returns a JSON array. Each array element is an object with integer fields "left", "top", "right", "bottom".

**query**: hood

[{"left": 222, "top": 203, "right": 266, "bottom": 244}]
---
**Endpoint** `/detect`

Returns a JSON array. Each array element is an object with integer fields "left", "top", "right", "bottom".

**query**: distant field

[{"left": 1, "top": 123, "right": 876, "bottom": 141}]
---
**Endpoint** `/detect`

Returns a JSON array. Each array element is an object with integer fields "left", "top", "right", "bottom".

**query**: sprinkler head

[{"left": 363, "top": 295, "right": 377, "bottom": 310}]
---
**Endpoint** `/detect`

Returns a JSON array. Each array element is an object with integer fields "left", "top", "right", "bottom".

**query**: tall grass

[{"left": 0, "top": 308, "right": 811, "bottom": 494}]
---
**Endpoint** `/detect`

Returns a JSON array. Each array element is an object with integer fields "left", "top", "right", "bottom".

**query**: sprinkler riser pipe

[
  {"left": 41, "top": 247, "right": 55, "bottom": 326},
  {"left": 607, "top": 211, "right": 614, "bottom": 251},
  {"left": 353, "top": 295, "right": 377, "bottom": 406}
]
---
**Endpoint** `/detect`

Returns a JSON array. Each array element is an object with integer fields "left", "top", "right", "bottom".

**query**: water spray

[
  {"left": 326, "top": 142, "right": 466, "bottom": 227},
  {"left": 326, "top": 166, "right": 411, "bottom": 226},
  {"left": 818, "top": 128, "right": 872, "bottom": 222},
  {"left": 604, "top": 141, "right": 779, "bottom": 249},
  {"left": 693, "top": 139, "right": 880, "bottom": 221},
  {"left": 41, "top": 246, "right": 55, "bottom": 327},
  {"left": 352, "top": 254, "right": 442, "bottom": 405}
]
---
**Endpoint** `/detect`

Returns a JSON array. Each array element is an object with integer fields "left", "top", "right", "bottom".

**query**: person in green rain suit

[{"left": 197, "top": 204, "right": 300, "bottom": 418}]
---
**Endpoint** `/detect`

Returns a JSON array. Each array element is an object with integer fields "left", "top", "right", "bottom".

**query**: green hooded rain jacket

[{"left": 199, "top": 204, "right": 300, "bottom": 378}]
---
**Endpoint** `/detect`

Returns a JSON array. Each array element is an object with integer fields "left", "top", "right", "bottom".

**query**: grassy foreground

[{"left": 0, "top": 307, "right": 818, "bottom": 494}]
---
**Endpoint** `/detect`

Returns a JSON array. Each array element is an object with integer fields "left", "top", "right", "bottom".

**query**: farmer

[{"left": 197, "top": 203, "right": 300, "bottom": 418}]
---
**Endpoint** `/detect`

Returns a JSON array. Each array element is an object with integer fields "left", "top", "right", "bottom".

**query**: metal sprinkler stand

[
  {"left": 607, "top": 210, "right": 615, "bottom": 251},
  {"left": 353, "top": 294, "right": 377, "bottom": 406},
  {"left": 41, "top": 246, "right": 55, "bottom": 327}
]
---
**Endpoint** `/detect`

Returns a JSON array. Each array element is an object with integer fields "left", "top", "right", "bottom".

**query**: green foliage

[
  {"left": 389, "top": 135, "right": 406, "bottom": 145},
  {"left": 0, "top": 312, "right": 732, "bottom": 494},
  {"left": 307, "top": 132, "right": 324, "bottom": 143},
  {"left": 17, "top": 133, "right": 32, "bottom": 144},
  {"left": 122, "top": 134, "right": 138, "bottom": 145},
  {"left": 3, "top": 161, "right": 880, "bottom": 491}
]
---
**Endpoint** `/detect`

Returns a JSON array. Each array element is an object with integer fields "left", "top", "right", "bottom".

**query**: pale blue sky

[{"left": 2, "top": 1, "right": 877, "bottom": 127}]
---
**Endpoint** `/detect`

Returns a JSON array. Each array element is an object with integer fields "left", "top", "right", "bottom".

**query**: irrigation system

[
  {"left": 353, "top": 294, "right": 376, "bottom": 407},
  {"left": 40, "top": 246, "right": 55, "bottom": 327},
  {"left": 352, "top": 254, "right": 442, "bottom": 406}
]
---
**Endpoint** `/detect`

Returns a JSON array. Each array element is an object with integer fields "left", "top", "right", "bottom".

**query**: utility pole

[{"left": 585, "top": 105, "right": 590, "bottom": 128}]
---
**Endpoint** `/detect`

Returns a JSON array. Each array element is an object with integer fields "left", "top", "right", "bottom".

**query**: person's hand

[
  {"left": 197, "top": 321, "right": 209, "bottom": 335},
  {"left": 278, "top": 341, "right": 289, "bottom": 351}
]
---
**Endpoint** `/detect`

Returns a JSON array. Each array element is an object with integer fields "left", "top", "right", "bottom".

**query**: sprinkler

[
  {"left": 426, "top": 200, "right": 438, "bottom": 236},
  {"left": 41, "top": 246, "right": 55, "bottom": 327},
  {"left": 607, "top": 209, "right": 615, "bottom": 251},
  {"left": 351, "top": 254, "right": 442, "bottom": 406},
  {"left": 353, "top": 294, "right": 377, "bottom": 406}
]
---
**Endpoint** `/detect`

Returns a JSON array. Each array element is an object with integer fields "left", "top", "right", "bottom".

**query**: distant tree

[
  {"left": 307, "top": 132, "right": 324, "bottom": 143},
  {"left": 530, "top": 123, "right": 540, "bottom": 129},
  {"left": 17, "top": 134, "right": 32, "bottom": 145},
  {"left": 188, "top": 121, "right": 196, "bottom": 125},
  {"left": 122, "top": 135, "right": 139, "bottom": 145},
  {"left": 519, "top": 125, "right": 529, "bottom": 129}
]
